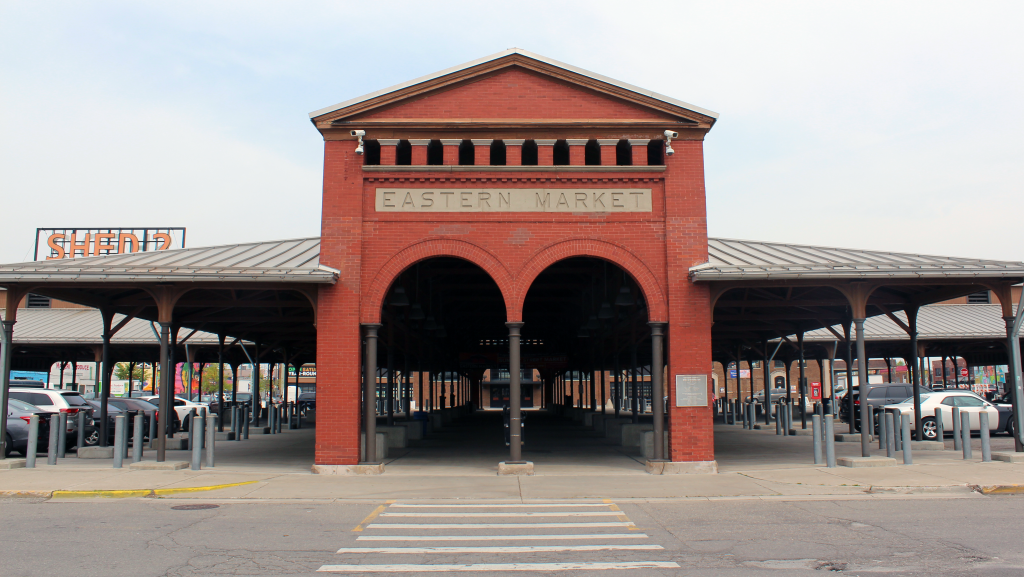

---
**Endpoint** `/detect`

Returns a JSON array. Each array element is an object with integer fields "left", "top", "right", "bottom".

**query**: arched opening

[
  {"left": 490, "top": 140, "right": 506, "bottom": 166},
  {"left": 395, "top": 140, "right": 412, "bottom": 165},
  {"left": 458, "top": 140, "right": 475, "bottom": 165},
  {"left": 615, "top": 139, "right": 632, "bottom": 166},
  {"left": 552, "top": 139, "right": 570, "bottom": 165},
  {"left": 426, "top": 140, "right": 443, "bottom": 165},
  {"left": 584, "top": 139, "right": 601, "bottom": 165},
  {"left": 521, "top": 140, "right": 538, "bottom": 165},
  {"left": 647, "top": 140, "right": 664, "bottom": 165},
  {"left": 362, "top": 140, "right": 381, "bottom": 165}
]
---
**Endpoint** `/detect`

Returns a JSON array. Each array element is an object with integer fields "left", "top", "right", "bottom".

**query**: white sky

[{"left": 1, "top": 1, "right": 1021, "bottom": 263}]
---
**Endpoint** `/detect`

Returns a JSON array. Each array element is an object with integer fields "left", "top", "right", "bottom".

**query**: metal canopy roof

[
  {"left": 803, "top": 304, "right": 1019, "bottom": 343},
  {"left": 308, "top": 48, "right": 719, "bottom": 121},
  {"left": 0, "top": 308, "right": 222, "bottom": 345},
  {"left": 692, "top": 238, "right": 1024, "bottom": 281},
  {"left": 0, "top": 238, "right": 337, "bottom": 283}
]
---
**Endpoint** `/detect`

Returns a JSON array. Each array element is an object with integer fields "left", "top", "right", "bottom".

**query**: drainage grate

[{"left": 171, "top": 504, "right": 220, "bottom": 511}]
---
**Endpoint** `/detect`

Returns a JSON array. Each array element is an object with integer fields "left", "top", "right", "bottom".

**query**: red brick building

[{"left": 309, "top": 49, "right": 720, "bottom": 472}]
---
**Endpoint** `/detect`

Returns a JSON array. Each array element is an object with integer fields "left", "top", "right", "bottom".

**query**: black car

[
  {"left": 297, "top": 392, "right": 315, "bottom": 418},
  {"left": 839, "top": 384, "right": 930, "bottom": 430},
  {"left": 5, "top": 399, "right": 54, "bottom": 457}
]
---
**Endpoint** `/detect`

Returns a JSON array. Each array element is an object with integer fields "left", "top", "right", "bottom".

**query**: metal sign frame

[{"left": 34, "top": 228, "right": 186, "bottom": 260}]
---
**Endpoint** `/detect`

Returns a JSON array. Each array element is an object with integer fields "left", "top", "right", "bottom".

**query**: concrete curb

[
  {"left": 973, "top": 484, "right": 1024, "bottom": 495},
  {"left": 37, "top": 481, "right": 259, "bottom": 499}
]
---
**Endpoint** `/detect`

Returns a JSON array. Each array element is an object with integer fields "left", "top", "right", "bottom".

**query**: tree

[{"left": 113, "top": 362, "right": 148, "bottom": 382}]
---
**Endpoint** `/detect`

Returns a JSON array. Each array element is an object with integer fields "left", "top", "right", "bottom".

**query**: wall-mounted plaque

[{"left": 675, "top": 374, "right": 708, "bottom": 407}]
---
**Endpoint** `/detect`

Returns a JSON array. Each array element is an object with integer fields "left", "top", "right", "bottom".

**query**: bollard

[
  {"left": 812, "top": 414, "right": 823, "bottom": 464},
  {"left": 866, "top": 408, "right": 874, "bottom": 444},
  {"left": 26, "top": 415, "right": 39, "bottom": 468},
  {"left": 206, "top": 415, "right": 216, "bottom": 468},
  {"left": 187, "top": 408, "right": 196, "bottom": 450},
  {"left": 200, "top": 408, "right": 207, "bottom": 448},
  {"left": 243, "top": 406, "right": 250, "bottom": 439},
  {"left": 149, "top": 408, "right": 157, "bottom": 449},
  {"left": 132, "top": 414, "right": 144, "bottom": 463},
  {"left": 934, "top": 411, "right": 944, "bottom": 443},
  {"left": 113, "top": 415, "right": 125, "bottom": 469},
  {"left": 884, "top": 411, "right": 896, "bottom": 458},
  {"left": 952, "top": 408, "right": 962, "bottom": 451},
  {"left": 191, "top": 412, "right": 204, "bottom": 471},
  {"left": 980, "top": 411, "right": 991, "bottom": 463},
  {"left": 232, "top": 405, "right": 240, "bottom": 440},
  {"left": 901, "top": 412, "right": 913, "bottom": 465},
  {"left": 57, "top": 412, "right": 67, "bottom": 458},
  {"left": 824, "top": 415, "right": 836, "bottom": 468},
  {"left": 787, "top": 402, "right": 794, "bottom": 435},
  {"left": 961, "top": 411, "right": 972, "bottom": 459},
  {"left": 776, "top": 401, "right": 783, "bottom": 435},
  {"left": 47, "top": 414, "right": 59, "bottom": 465},
  {"left": 893, "top": 412, "right": 902, "bottom": 452},
  {"left": 288, "top": 402, "right": 296, "bottom": 429},
  {"left": 77, "top": 411, "right": 85, "bottom": 453},
  {"left": 878, "top": 410, "right": 888, "bottom": 451}
]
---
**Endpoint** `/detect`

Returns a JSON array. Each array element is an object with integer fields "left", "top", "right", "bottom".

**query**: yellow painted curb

[
  {"left": 976, "top": 484, "right": 1024, "bottom": 495},
  {"left": 0, "top": 490, "right": 54, "bottom": 498},
  {"left": 51, "top": 481, "right": 258, "bottom": 499}
]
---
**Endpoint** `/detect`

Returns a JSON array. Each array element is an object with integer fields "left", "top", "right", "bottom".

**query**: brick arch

[
  {"left": 511, "top": 239, "right": 668, "bottom": 323},
  {"left": 361, "top": 238, "right": 515, "bottom": 324}
]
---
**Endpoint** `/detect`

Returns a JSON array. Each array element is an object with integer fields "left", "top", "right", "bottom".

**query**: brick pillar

[
  {"left": 567, "top": 139, "right": 587, "bottom": 165},
  {"left": 535, "top": 139, "right": 556, "bottom": 165},
  {"left": 316, "top": 140, "right": 364, "bottom": 466},
  {"left": 598, "top": 139, "right": 618, "bottom": 166},
  {"left": 663, "top": 139, "right": 715, "bottom": 468},
  {"left": 441, "top": 139, "right": 461, "bottom": 165},
  {"left": 378, "top": 139, "right": 399, "bottom": 165},
  {"left": 409, "top": 139, "right": 429, "bottom": 165},
  {"left": 505, "top": 139, "right": 524, "bottom": 166},
  {"left": 629, "top": 139, "right": 650, "bottom": 166},
  {"left": 471, "top": 139, "right": 492, "bottom": 166}
]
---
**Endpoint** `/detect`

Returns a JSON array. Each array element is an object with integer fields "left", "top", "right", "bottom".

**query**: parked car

[
  {"left": 988, "top": 392, "right": 1016, "bottom": 436},
  {"left": 297, "top": 392, "right": 315, "bottom": 419},
  {"left": 5, "top": 399, "right": 54, "bottom": 457},
  {"left": 107, "top": 398, "right": 164, "bottom": 440},
  {"left": 140, "top": 396, "right": 207, "bottom": 431},
  {"left": 9, "top": 387, "right": 96, "bottom": 448},
  {"left": 838, "top": 384, "right": 929, "bottom": 430},
  {"left": 883, "top": 391, "right": 1001, "bottom": 440}
]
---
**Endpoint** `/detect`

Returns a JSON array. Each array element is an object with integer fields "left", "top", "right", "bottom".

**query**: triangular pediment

[{"left": 310, "top": 49, "right": 717, "bottom": 129}]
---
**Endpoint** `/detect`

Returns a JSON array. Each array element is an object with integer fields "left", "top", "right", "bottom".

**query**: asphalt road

[{"left": 2, "top": 494, "right": 1023, "bottom": 576}]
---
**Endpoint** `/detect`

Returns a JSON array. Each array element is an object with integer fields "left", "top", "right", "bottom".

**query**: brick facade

[{"left": 313, "top": 52, "right": 718, "bottom": 465}]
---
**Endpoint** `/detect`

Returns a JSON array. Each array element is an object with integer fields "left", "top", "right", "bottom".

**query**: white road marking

[
  {"left": 388, "top": 503, "right": 611, "bottom": 508},
  {"left": 367, "top": 522, "right": 635, "bottom": 529},
  {"left": 356, "top": 533, "right": 649, "bottom": 541},
  {"left": 318, "top": 561, "right": 680, "bottom": 572},
  {"left": 380, "top": 511, "right": 623, "bottom": 518},
  {"left": 335, "top": 545, "right": 663, "bottom": 553}
]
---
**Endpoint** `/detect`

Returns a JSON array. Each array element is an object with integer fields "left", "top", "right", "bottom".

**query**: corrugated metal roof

[
  {"left": 0, "top": 237, "right": 338, "bottom": 283},
  {"left": 692, "top": 238, "right": 1024, "bottom": 280},
  {"left": 0, "top": 308, "right": 222, "bottom": 345},
  {"left": 803, "top": 304, "right": 1019, "bottom": 342},
  {"left": 309, "top": 48, "right": 719, "bottom": 121}
]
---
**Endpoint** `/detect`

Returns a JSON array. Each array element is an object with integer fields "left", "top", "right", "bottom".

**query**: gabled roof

[
  {"left": 691, "top": 238, "right": 1024, "bottom": 281},
  {"left": 0, "top": 308, "right": 223, "bottom": 345},
  {"left": 802, "top": 304, "right": 1019, "bottom": 342},
  {"left": 0, "top": 238, "right": 337, "bottom": 283},
  {"left": 309, "top": 48, "right": 718, "bottom": 123}
]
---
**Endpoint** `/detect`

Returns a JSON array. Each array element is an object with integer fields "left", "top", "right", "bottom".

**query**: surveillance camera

[
  {"left": 354, "top": 144, "right": 364, "bottom": 156},
  {"left": 350, "top": 129, "right": 366, "bottom": 137},
  {"left": 664, "top": 130, "right": 678, "bottom": 139},
  {"left": 665, "top": 145, "right": 675, "bottom": 156}
]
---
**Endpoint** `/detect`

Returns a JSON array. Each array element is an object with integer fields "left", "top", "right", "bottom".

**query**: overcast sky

[{"left": 1, "top": 1, "right": 1021, "bottom": 263}]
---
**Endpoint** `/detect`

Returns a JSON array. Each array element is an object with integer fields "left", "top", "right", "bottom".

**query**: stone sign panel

[{"left": 375, "top": 188, "right": 652, "bottom": 213}]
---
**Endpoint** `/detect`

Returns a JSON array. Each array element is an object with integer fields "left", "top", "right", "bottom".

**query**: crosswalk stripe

[
  {"left": 379, "top": 512, "right": 622, "bottom": 518},
  {"left": 356, "top": 533, "right": 649, "bottom": 541},
  {"left": 335, "top": 545, "right": 663, "bottom": 553},
  {"left": 317, "top": 561, "right": 681, "bottom": 572},
  {"left": 388, "top": 503, "right": 611, "bottom": 508},
  {"left": 367, "top": 522, "right": 635, "bottom": 529}
]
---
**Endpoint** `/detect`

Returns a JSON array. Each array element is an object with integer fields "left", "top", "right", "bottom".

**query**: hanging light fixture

[
  {"left": 391, "top": 286, "right": 410, "bottom": 306},
  {"left": 409, "top": 302, "right": 425, "bottom": 320},
  {"left": 577, "top": 327, "right": 590, "bottom": 338},
  {"left": 586, "top": 314, "right": 599, "bottom": 330},
  {"left": 598, "top": 302, "right": 613, "bottom": 319},
  {"left": 435, "top": 325, "right": 447, "bottom": 338},
  {"left": 423, "top": 316, "right": 439, "bottom": 331},
  {"left": 615, "top": 285, "right": 634, "bottom": 307}
]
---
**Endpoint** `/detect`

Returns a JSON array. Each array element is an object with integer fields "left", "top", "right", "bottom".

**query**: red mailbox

[{"left": 810, "top": 382, "right": 822, "bottom": 400}]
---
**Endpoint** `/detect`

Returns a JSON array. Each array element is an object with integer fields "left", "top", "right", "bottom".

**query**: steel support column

[
  {"left": 156, "top": 322, "right": 170, "bottom": 462},
  {"left": 217, "top": 335, "right": 225, "bottom": 432},
  {"left": 855, "top": 318, "right": 870, "bottom": 457},
  {"left": 798, "top": 331, "right": 807, "bottom": 429},
  {"left": 362, "top": 324, "right": 382, "bottom": 463},
  {"left": 0, "top": 318, "right": 15, "bottom": 460},
  {"left": 506, "top": 322, "right": 525, "bottom": 463},
  {"left": 907, "top": 306, "right": 923, "bottom": 441},
  {"left": 99, "top": 309, "right": 114, "bottom": 447},
  {"left": 650, "top": 322, "right": 666, "bottom": 461}
]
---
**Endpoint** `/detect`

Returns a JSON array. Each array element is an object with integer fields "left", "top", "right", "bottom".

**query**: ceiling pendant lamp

[
  {"left": 409, "top": 302, "right": 425, "bottom": 320},
  {"left": 577, "top": 327, "right": 590, "bottom": 338},
  {"left": 598, "top": 302, "right": 613, "bottom": 319},
  {"left": 585, "top": 314, "right": 599, "bottom": 330},
  {"left": 615, "top": 285, "right": 634, "bottom": 307},
  {"left": 390, "top": 286, "right": 410, "bottom": 306},
  {"left": 423, "top": 316, "right": 439, "bottom": 331}
]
